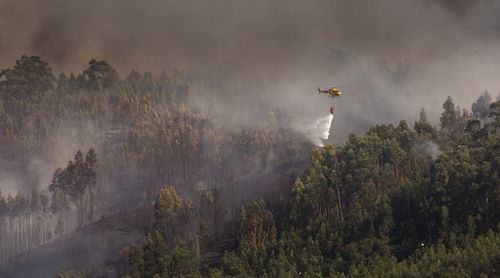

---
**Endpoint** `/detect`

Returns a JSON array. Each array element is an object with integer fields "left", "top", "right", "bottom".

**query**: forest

[
  {"left": 120, "top": 92, "right": 500, "bottom": 277},
  {"left": 1, "top": 55, "right": 500, "bottom": 277},
  {"left": 0, "top": 55, "right": 311, "bottom": 269}
]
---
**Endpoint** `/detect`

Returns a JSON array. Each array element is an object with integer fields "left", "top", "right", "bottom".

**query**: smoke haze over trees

[
  {"left": 3, "top": 0, "right": 500, "bottom": 140},
  {"left": 0, "top": 55, "right": 312, "bottom": 266},
  {"left": 116, "top": 95, "right": 500, "bottom": 277},
  {"left": 2, "top": 0, "right": 500, "bottom": 277}
]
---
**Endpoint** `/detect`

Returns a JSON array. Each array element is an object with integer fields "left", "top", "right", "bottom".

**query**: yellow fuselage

[{"left": 319, "top": 88, "right": 341, "bottom": 96}]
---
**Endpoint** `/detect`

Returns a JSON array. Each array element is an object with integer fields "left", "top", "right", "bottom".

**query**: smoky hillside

[
  {"left": 37, "top": 93, "right": 500, "bottom": 278},
  {"left": 0, "top": 56, "right": 315, "bottom": 266},
  {"left": 2, "top": 0, "right": 500, "bottom": 277}
]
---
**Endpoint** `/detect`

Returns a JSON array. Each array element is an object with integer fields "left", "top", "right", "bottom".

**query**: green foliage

[
  {"left": 0, "top": 56, "right": 309, "bottom": 208},
  {"left": 439, "top": 96, "right": 470, "bottom": 145},
  {"left": 0, "top": 55, "right": 311, "bottom": 263},
  {"left": 440, "top": 96, "right": 458, "bottom": 142},
  {"left": 0, "top": 55, "right": 55, "bottom": 104},
  {"left": 209, "top": 99, "right": 500, "bottom": 276},
  {"left": 154, "top": 186, "right": 182, "bottom": 234},
  {"left": 414, "top": 108, "right": 437, "bottom": 140},
  {"left": 490, "top": 100, "right": 500, "bottom": 130},
  {"left": 2, "top": 56, "right": 499, "bottom": 277},
  {"left": 472, "top": 91, "right": 492, "bottom": 119},
  {"left": 122, "top": 231, "right": 200, "bottom": 278},
  {"left": 237, "top": 200, "right": 276, "bottom": 249},
  {"left": 49, "top": 149, "right": 98, "bottom": 227}
]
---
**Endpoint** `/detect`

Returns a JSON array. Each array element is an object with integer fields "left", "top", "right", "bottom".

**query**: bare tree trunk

[
  {"left": 89, "top": 183, "right": 93, "bottom": 223},
  {"left": 336, "top": 185, "right": 343, "bottom": 228}
]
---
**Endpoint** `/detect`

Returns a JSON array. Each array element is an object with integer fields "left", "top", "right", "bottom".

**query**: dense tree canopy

[
  {"left": 207, "top": 98, "right": 500, "bottom": 277},
  {"left": 0, "top": 55, "right": 311, "bottom": 265},
  {"left": 2, "top": 55, "right": 500, "bottom": 277}
]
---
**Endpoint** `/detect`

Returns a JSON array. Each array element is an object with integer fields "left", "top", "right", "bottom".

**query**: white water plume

[{"left": 294, "top": 114, "right": 333, "bottom": 147}]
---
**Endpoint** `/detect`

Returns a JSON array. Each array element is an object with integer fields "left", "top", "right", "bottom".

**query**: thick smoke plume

[
  {"left": 0, "top": 1, "right": 498, "bottom": 115},
  {"left": 1, "top": 0, "right": 500, "bottom": 152},
  {"left": 2, "top": 0, "right": 499, "bottom": 141}
]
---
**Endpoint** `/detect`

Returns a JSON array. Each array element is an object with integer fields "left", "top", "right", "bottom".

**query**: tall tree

[
  {"left": 414, "top": 108, "right": 437, "bottom": 140},
  {"left": 82, "top": 59, "right": 120, "bottom": 91},
  {"left": 85, "top": 148, "right": 97, "bottom": 223},
  {"left": 49, "top": 149, "right": 98, "bottom": 228},
  {"left": 154, "top": 186, "right": 182, "bottom": 243},
  {"left": 440, "top": 96, "right": 458, "bottom": 143},
  {"left": 0, "top": 55, "right": 55, "bottom": 104},
  {"left": 489, "top": 100, "right": 500, "bottom": 129},
  {"left": 472, "top": 91, "right": 492, "bottom": 119}
]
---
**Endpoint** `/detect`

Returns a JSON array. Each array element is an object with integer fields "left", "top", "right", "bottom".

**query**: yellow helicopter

[
  {"left": 318, "top": 86, "right": 342, "bottom": 114},
  {"left": 318, "top": 86, "right": 342, "bottom": 97}
]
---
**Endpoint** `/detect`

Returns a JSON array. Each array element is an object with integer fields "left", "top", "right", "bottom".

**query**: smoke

[
  {"left": 293, "top": 114, "right": 334, "bottom": 147},
  {"left": 3, "top": 1, "right": 500, "bottom": 272},
  {"left": 0, "top": 161, "right": 24, "bottom": 196},
  {"left": 416, "top": 141, "right": 442, "bottom": 160},
  {"left": 1, "top": 0, "right": 500, "bottom": 134},
  {"left": 0, "top": 0, "right": 486, "bottom": 71},
  {"left": 2, "top": 0, "right": 500, "bottom": 185}
]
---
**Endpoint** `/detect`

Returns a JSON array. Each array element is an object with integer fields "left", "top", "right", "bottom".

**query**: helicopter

[
  {"left": 318, "top": 86, "right": 342, "bottom": 97},
  {"left": 318, "top": 86, "right": 342, "bottom": 114}
]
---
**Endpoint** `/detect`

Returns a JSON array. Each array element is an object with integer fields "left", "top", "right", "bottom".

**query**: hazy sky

[
  {"left": 1, "top": 0, "right": 500, "bottom": 135},
  {"left": 0, "top": 0, "right": 488, "bottom": 71}
]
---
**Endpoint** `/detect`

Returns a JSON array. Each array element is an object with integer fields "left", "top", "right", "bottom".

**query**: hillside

[
  {"left": 0, "top": 56, "right": 500, "bottom": 277},
  {"left": 0, "top": 56, "right": 313, "bottom": 267},
  {"left": 117, "top": 97, "right": 500, "bottom": 277},
  {"left": 1, "top": 157, "right": 308, "bottom": 277},
  {"left": 209, "top": 103, "right": 500, "bottom": 277}
]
